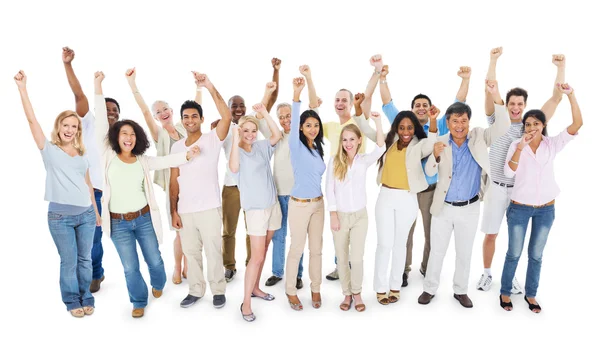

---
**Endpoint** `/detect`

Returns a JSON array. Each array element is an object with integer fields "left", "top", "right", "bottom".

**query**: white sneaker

[
  {"left": 511, "top": 277, "right": 524, "bottom": 294},
  {"left": 476, "top": 273, "right": 492, "bottom": 291}
]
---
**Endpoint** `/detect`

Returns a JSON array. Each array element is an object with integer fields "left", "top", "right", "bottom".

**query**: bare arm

[
  {"left": 254, "top": 103, "right": 282, "bottom": 146},
  {"left": 195, "top": 73, "right": 232, "bottom": 141},
  {"left": 540, "top": 54, "right": 566, "bottom": 121},
  {"left": 229, "top": 130, "right": 240, "bottom": 174},
  {"left": 299, "top": 65, "right": 318, "bottom": 109},
  {"left": 259, "top": 82, "right": 278, "bottom": 119},
  {"left": 14, "top": 71, "right": 45, "bottom": 150},
  {"left": 169, "top": 167, "right": 182, "bottom": 229},
  {"left": 62, "top": 47, "right": 89, "bottom": 117},
  {"left": 455, "top": 66, "right": 471, "bottom": 103},
  {"left": 485, "top": 47, "right": 503, "bottom": 116},
  {"left": 379, "top": 65, "right": 392, "bottom": 104},
  {"left": 560, "top": 84, "right": 582, "bottom": 135},
  {"left": 362, "top": 54, "right": 384, "bottom": 119},
  {"left": 266, "top": 58, "right": 281, "bottom": 112},
  {"left": 193, "top": 71, "right": 203, "bottom": 105},
  {"left": 125, "top": 68, "right": 160, "bottom": 142},
  {"left": 85, "top": 170, "right": 101, "bottom": 226}
]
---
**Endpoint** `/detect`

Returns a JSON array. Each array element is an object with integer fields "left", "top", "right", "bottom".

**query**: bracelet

[
  {"left": 133, "top": 91, "right": 140, "bottom": 94},
  {"left": 380, "top": 80, "right": 387, "bottom": 84},
  {"left": 196, "top": 87, "right": 202, "bottom": 92},
  {"left": 375, "top": 70, "right": 381, "bottom": 75},
  {"left": 509, "top": 160, "right": 519, "bottom": 165}
]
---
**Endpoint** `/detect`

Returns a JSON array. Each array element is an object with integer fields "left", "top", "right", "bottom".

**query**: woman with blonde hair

[
  {"left": 325, "top": 113, "right": 385, "bottom": 312},
  {"left": 15, "top": 70, "right": 101, "bottom": 318},
  {"left": 229, "top": 103, "right": 283, "bottom": 322}
]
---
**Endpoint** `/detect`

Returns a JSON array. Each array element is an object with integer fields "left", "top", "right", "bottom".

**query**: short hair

[
  {"left": 276, "top": 102, "right": 292, "bottom": 113},
  {"left": 107, "top": 119, "right": 150, "bottom": 156},
  {"left": 105, "top": 97, "right": 120, "bottom": 112},
  {"left": 238, "top": 115, "right": 260, "bottom": 131},
  {"left": 444, "top": 102, "right": 472, "bottom": 121},
  {"left": 180, "top": 100, "right": 203, "bottom": 119},
  {"left": 51, "top": 110, "right": 86, "bottom": 156},
  {"left": 337, "top": 88, "right": 353, "bottom": 102},
  {"left": 411, "top": 94, "right": 432, "bottom": 109},
  {"left": 228, "top": 95, "right": 245, "bottom": 108},
  {"left": 506, "top": 87, "right": 528, "bottom": 105},
  {"left": 522, "top": 109, "right": 548, "bottom": 136},
  {"left": 151, "top": 100, "right": 170, "bottom": 113}
]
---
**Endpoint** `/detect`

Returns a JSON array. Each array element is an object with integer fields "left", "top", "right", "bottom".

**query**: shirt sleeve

[
  {"left": 362, "top": 144, "right": 386, "bottom": 166},
  {"left": 504, "top": 141, "right": 518, "bottom": 178},
  {"left": 382, "top": 100, "right": 399, "bottom": 125},
  {"left": 549, "top": 128, "right": 577, "bottom": 153},
  {"left": 290, "top": 102, "right": 301, "bottom": 152}
]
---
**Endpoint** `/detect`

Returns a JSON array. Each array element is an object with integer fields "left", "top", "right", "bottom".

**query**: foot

[
  {"left": 240, "top": 303, "right": 256, "bottom": 322},
  {"left": 353, "top": 294, "right": 366, "bottom": 312},
  {"left": 213, "top": 294, "right": 226, "bottom": 308},
  {"left": 70, "top": 308, "right": 84, "bottom": 318},
  {"left": 402, "top": 273, "right": 408, "bottom": 287},
  {"left": 132, "top": 308, "right": 145, "bottom": 318},
  {"left": 265, "top": 275, "right": 282, "bottom": 286},
  {"left": 296, "top": 277, "right": 303, "bottom": 289},
  {"left": 389, "top": 290, "right": 400, "bottom": 303},
  {"left": 89, "top": 275, "right": 105, "bottom": 293},
  {"left": 172, "top": 269, "right": 182, "bottom": 285},
  {"left": 476, "top": 273, "right": 492, "bottom": 291},
  {"left": 83, "top": 306, "right": 94, "bottom": 316},
  {"left": 251, "top": 289, "right": 275, "bottom": 301},
  {"left": 339, "top": 296, "right": 353, "bottom": 311},
  {"left": 524, "top": 296, "right": 542, "bottom": 313},
  {"left": 286, "top": 294, "right": 303, "bottom": 311},
  {"left": 326, "top": 268, "right": 339, "bottom": 281},
  {"left": 311, "top": 291, "right": 322, "bottom": 309},
  {"left": 453, "top": 293, "right": 473, "bottom": 308},
  {"left": 418, "top": 292, "right": 435, "bottom": 305},
  {"left": 152, "top": 288, "right": 163, "bottom": 298},
  {"left": 376, "top": 292, "right": 390, "bottom": 305},
  {"left": 500, "top": 295, "right": 513, "bottom": 311},
  {"left": 511, "top": 277, "right": 524, "bottom": 294},
  {"left": 224, "top": 269, "right": 237, "bottom": 283},
  {"left": 180, "top": 294, "right": 202, "bottom": 308},
  {"left": 419, "top": 267, "right": 426, "bottom": 277}
]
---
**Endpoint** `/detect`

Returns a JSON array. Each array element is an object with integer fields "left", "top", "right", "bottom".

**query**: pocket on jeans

[{"left": 48, "top": 212, "right": 63, "bottom": 221}]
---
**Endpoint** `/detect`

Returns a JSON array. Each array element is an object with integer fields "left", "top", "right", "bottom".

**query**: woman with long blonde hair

[
  {"left": 15, "top": 70, "right": 101, "bottom": 318},
  {"left": 325, "top": 113, "right": 385, "bottom": 312}
]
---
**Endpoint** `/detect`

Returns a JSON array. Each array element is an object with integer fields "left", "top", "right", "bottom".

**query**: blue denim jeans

[
  {"left": 110, "top": 212, "right": 166, "bottom": 309},
  {"left": 271, "top": 196, "right": 304, "bottom": 278},
  {"left": 92, "top": 189, "right": 104, "bottom": 280},
  {"left": 47, "top": 206, "right": 96, "bottom": 311},
  {"left": 501, "top": 203, "right": 555, "bottom": 297}
]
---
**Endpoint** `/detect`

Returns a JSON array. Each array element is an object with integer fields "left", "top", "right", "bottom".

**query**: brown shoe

[
  {"left": 418, "top": 292, "right": 435, "bottom": 305},
  {"left": 152, "top": 288, "right": 163, "bottom": 298},
  {"left": 454, "top": 293, "right": 473, "bottom": 308},
  {"left": 132, "top": 308, "right": 145, "bottom": 318},
  {"left": 89, "top": 275, "right": 105, "bottom": 293}
]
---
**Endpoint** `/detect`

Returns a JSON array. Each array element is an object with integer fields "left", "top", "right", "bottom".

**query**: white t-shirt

[{"left": 81, "top": 111, "right": 103, "bottom": 190}]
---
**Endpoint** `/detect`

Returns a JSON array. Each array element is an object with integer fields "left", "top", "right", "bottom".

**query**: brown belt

[
  {"left": 511, "top": 200, "right": 555, "bottom": 208},
  {"left": 110, "top": 205, "right": 150, "bottom": 221},
  {"left": 291, "top": 196, "right": 323, "bottom": 203}
]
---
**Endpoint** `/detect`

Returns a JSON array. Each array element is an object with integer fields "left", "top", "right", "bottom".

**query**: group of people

[{"left": 15, "top": 46, "right": 581, "bottom": 321}]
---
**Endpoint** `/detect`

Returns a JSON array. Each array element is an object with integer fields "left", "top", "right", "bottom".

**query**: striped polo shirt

[{"left": 487, "top": 113, "right": 523, "bottom": 185}]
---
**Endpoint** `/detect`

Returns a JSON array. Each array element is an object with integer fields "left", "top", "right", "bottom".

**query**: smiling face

[
  {"left": 106, "top": 101, "right": 120, "bottom": 126},
  {"left": 229, "top": 96, "right": 246, "bottom": 123},
  {"left": 301, "top": 117, "right": 320, "bottom": 143},
  {"left": 277, "top": 106, "right": 292, "bottom": 133},
  {"left": 524, "top": 116, "right": 545, "bottom": 141},
  {"left": 240, "top": 120, "right": 258, "bottom": 146},
  {"left": 334, "top": 90, "right": 352, "bottom": 119},
  {"left": 118, "top": 124, "right": 137, "bottom": 153},
  {"left": 341, "top": 129, "right": 361, "bottom": 156},
  {"left": 447, "top": 113, "right": 470, "bottom": 143},
  {"left": 507, "top": 95, "right": 526, "bottom": 122},
  {"left": 182, "top": 108, "right": 203, "bottom": 133},
  {"left": 412, "top": 98, "right": 431, "bottom": 125},
  {"left": 397, "top": 118, "right": 415, "bottom": 147},
  {"left": 58, "top": 116, "right": 79, "bottom": 144},
  {"left": 153, "top": 101, "right": 174, "bottom": 126}
]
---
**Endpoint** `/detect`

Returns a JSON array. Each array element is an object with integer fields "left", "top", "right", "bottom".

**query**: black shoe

[
  {"left": 296, "top": 278, "right": 303, "bottom": 289},
  {"left": 418, "top": 292, "right": 435, "bottom": 305},
  {"left": 225, "top": 269, "right": 237, "bottom": 283},
  {"left": 402, "top": 273, "right": 408, "bottom": 287},
  {"left": 524, "top": 295, "right": 542, "bottom": 313},
  {"left": 180, "top": 294, "right": 201, "bottom": 308},
  {"left": 499, "top": 295, "right": 513, "bottom": 311},
  {"left": 419, "top": 268, "right": 426, "bottom": 277},
  {"left": 213, "top": 294, "right": 226, "bottom": 308},
  {"left": 265, "top": 275, "right": 282, "bottom": 286}
]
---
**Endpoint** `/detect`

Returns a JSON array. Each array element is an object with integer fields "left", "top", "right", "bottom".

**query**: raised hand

[
  {"left": 433, "top": 141, "right": 447, "bottom": 159},
  {"left": 381, "top": 65, "right": 389, "bottom": 79},
  {"left": 293, "top": 77, "right": 306, "bottom": 92},
  {"left": 264, "top": 81, "right": 277, "bottom": 95},
  {"left": 125, "top": 67, "right": 136, "bottom": 82},
  {"left": 186, "top": 145, "right": 201, "bottom": 160},
  {"left": 233, "top": 125, "right": 241, "bottom": 141},
  {"left": 14, "top": 70, "right": 27, "bottom": 89},
  {"left": 518, "top": 132, "right": 534, "bottom": 150},
  {"left": 253, "top": 102, "right": 267, "bottom": 116},
  {"left": 556, "top": 83, "right": 574, "bottom": 95},
  {"left": 457, "top": 66, "right": 472, "bottom": 79},
  {"left": 490, "top": 47, "right": 503, "bottom": 60},
  {"left": 353, "top": 93, "right": 365, "bottom": 108},
  {"left": 272, "top": 58, "right": 281, "bottom": 70},
  {"left": 62, "top": 47, "right": 75, "bottom": 64},
  {"left": 194, "top": 73, "right": 212, "bottom": 89},
  {"left": 370, "top": 54, "right": 384, "bottom": 72},
  {"left": 317, "top": 97, "right": 323, "bottom": 108},
  {"left": 552, "top": 54, "right": 566, "bottom": 68},
  {"left": 299, "top": 65, "right": 311, "bottom": 78},
  {"left": 429, "top": 105, "right": 440, "bottom": 120},
  {"left": 485, "top": 79, "right": 499, "bottom": 95},
  {"left": 94, "top": 71, "right": 105, "bottom": 84},
  {"left": 370, "top": 111, "right": 382, "bottom": 123}
]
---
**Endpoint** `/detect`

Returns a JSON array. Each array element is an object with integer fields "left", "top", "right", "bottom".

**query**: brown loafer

[
  {"left": 418, "top": 292, "right": 435, "bottom": 305},
  {"left": 454, "top": 293, "right": 473, "bottom": 308},
  {"left": 152, "top": 288, "right": 163, "bottom": 298},
  {"left": 90, "top": 275, "right": 105, "bottom": 293},
  {"left": 132, "top": 308, "right": 145, "bottom": 318}
]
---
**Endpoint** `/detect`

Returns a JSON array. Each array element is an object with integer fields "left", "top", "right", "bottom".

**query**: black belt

[
  {"left": 493, "top": 181, "right": 514, "bottom": 188},
  {"left": 445, "top": 195, "right": 479, "bottom": 207}
]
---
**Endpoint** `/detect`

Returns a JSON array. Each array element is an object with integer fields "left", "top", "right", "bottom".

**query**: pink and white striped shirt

[{"left": 504, "top": 128, "right": 577, "bottom": 205}]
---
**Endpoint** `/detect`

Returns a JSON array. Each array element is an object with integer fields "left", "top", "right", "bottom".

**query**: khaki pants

[
  {"left": 405, "top": 184, "right": 435, "bottom": 274},
  {"left": 285, "top": 199, "right": 324, "bottom": 295},
  {"left": 179, "top": 208, "right": 226, "bottom": 297},
  {"left": 332, "top": 208, "right": 368, "bottom": 295},
  {"left": 221, "top": 186, "right": 251, "bottom": 270}
]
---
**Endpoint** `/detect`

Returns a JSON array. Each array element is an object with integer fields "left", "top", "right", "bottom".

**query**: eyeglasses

[{"left": 278, "top": 114, "right": 292, "bottom": 120}]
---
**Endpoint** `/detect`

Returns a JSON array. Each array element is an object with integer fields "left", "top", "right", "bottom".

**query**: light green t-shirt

[{"left": 107, "top": 157, "right": 147, "bottom": 213}]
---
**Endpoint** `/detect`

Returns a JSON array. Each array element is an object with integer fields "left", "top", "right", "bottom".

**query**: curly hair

[{"left": 107, "top": 119, "right": 150, "bottom": 155}]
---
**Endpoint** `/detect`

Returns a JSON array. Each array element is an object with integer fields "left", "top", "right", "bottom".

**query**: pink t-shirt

[
  {"left": 171, "top": 130, "right": 223, "bottom": 214},
  {"left": 504, "top": 128, "right": 576, "bottom": 205}
]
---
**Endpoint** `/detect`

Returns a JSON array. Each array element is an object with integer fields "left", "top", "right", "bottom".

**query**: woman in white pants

[
  {"left": 374, "top": 109, "right": 437, "bottom": 305},
  {"left": 326, "top": 113, "right": 385, "bottom": 312}
]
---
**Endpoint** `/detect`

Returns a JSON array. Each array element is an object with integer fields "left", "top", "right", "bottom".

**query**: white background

[{"left": 1, "top": 0, "right": 597, "bottom": 361}]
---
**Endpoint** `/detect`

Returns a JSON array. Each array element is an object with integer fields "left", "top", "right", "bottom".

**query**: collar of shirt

[{"left": 449, "top": 133, "right": 471, "bottom": 147}]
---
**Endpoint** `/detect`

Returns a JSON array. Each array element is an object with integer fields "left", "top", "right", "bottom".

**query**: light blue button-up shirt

[{"left": 445, "top": 135, "right": 481, "bottom": 202}]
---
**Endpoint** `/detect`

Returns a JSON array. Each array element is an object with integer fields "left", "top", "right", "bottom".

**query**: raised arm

[
  {"left": 485, "top": 47, "right": 503, "bottom": 116},
  {"left": 540, "top": 54, "right": 566, "bottom": 121},
  {"left": 125, "top": 68, "right": 160, "bottom": 142},
  {"left": 253, "top": 103, "right": 281, "bottom": 145},
  {"left": 258, "top": 81, "right": 278, "bottom": 121},
  {"left": 299, "top": 65, "right": 318, "bottom": 109},
  {"left": 362, "top": 54, "right": 384, "bottom": 119},
  {"left": 379, "top": 65, "right": 400, "bottom": 124},
  {"left": 15, "top": 71, "right": 45, "bottom": 150},
  {"left": 94, "top": 72, "right": 110, "bottom": 152},
  {"left": 558, "top": 84, "right": 582, "bottom": 135},
  {"left": 62, "top": 47, "right": 89, "bottom": 117},
  {"left": 290, "top": 77, "right": 306, "bottom": 150},
  {"left": 266, "top": 58, "right": 281, "bottom": 112},
  {"left": 228, "top": 128, "right": 241, "bottom": 174},
  {"left": 353, "top": 93, "right": 365, "bottom": 117},
  {"left": 455, "top": 66, "right": 471, "bottom": 103},
  {"left": 169, "top": 167, "right": 182, "bottom": 229},
  {"left": 192, "top": 71, "right": 203, "bottom": 105},
  {"left": 484, "top": 81, "right": 510, "bottom": 145},
  {"left": 195, "top": 73, "right": 232, "bottom": 141}
]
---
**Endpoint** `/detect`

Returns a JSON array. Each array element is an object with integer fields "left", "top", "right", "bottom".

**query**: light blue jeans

[
  {"left": 91, "top": 189, "right": 104, "bottom": 280},
  {"left": 501, "top": 203, "right": 555, "bottom": 298},
  {"left": 47, "top": 206, "right": 96, "bottom": 311},
  {"left": 110, "top": 212, "right": 166, "bottom": 309},
  {"left": 271, "top": 196, "right": 303, "bottom": 278}
]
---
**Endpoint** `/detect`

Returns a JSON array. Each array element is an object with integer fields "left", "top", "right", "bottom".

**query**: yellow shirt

[
  {"left": 381, "top": 142, "right": 409, "bottom": 190},
  {"left": 323, "top": 118, "right": 366, "bottom": 155}
]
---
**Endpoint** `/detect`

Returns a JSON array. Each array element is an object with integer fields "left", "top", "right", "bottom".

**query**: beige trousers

[{"left": 332, "top": 208, "right": 368, "bottom": 295}]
